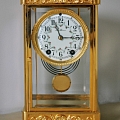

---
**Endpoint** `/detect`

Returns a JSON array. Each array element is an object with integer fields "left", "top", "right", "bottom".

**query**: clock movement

[{"left": 20, "top": 0, "right": 100, "bottom": 120}]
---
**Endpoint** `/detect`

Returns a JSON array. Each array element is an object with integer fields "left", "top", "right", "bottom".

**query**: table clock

[{"left": 20, "top": 0, "right": 100, "bottom": 119}]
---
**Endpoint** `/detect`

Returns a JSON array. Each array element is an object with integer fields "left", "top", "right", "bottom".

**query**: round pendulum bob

[{"left": 52, "top": 73, "right": 71, "bottom": 92}]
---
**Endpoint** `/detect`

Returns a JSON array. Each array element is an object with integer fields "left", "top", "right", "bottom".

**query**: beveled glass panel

[{"left": 31, "top": 7, "right": 90, "bottom": 109}]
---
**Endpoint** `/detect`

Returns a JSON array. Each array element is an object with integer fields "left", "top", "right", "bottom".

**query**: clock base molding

[{"left": 23, "top": 109, "right": 100, "bottom": 120}]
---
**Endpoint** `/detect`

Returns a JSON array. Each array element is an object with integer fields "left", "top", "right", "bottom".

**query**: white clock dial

[{"left": 32, "top": 9, "right": 89, "bottom": 66}]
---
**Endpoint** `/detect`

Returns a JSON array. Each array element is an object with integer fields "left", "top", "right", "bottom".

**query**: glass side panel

[
  {"left": 32, "top": 95, "right": 89, "bottom": 108},
  {"left": 31, "top": 7, "right": 90, "bottom": 109}
]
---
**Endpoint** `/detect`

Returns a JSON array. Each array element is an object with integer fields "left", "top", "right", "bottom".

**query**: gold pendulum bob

[
  {"left": 52, "top": 65, "right": 71, "bottom": 92},
  {"left": 52, "top": 73, "right": 71, "bottom": 92}
]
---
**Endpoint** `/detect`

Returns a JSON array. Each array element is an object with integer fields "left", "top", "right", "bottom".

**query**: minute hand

[
  {"left": 63, "top": 36, "right": 76, "bottom": 39},
  {"left": 63, "top": 36, "right": 73, "bottom": 39},
  {"left": 63, "top": 36, "right": 82, "bottom": 40}
]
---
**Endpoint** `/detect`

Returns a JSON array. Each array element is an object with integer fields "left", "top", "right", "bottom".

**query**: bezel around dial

[{"left": 32, "top": 8, "right": 89, "bottom": 66}]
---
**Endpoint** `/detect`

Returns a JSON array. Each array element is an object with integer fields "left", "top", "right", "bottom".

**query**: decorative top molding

[{"left": 20, "top": 0, "right": 100, "bottom": 5}]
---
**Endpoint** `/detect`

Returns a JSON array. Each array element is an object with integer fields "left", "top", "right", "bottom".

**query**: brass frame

[
  {"left": 22, "top": 1, "right": 100, "bottom": 119},
  {"left": 21, "top": 0, "right": 100, "bottom": 5}
]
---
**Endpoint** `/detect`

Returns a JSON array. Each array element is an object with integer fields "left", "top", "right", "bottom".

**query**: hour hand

[
  {"left": 54, "top": 23, "right": 61, "bottom": 36},
  {"left": 54, "top": 23, "right": 63, "bottom": 40}
]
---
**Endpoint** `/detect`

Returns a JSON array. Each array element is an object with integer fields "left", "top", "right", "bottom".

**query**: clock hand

[
  {"left": 62, "top": 36, "right": 75, "bottom": 40},
  {"left": 54, "top": 23, "right": 63, "bottom": 40},
  {"left": 63, "top": 36, "right": 73, "bottom": 39},
  {"left": 63, "top": 36, "right": 82, "bottom": 40},
  {"left": 55, "top": 25, "right": 60, "bottom": 36}
]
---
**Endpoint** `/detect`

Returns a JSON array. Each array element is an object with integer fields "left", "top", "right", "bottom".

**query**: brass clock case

[{"left": 32, "top": 8, "right": 89, "bottom": 66}]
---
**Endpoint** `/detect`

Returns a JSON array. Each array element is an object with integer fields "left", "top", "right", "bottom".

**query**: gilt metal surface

[
  {"left": 21, "top": 2, "right": 100, "bottom": 120},
  {"left": 21, "top": 0, "right": 100, "bottom": 5}
]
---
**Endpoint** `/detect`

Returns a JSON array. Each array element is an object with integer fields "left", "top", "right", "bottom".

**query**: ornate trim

[
  {"left": 29, "top": 114, "right": 93, "bottom": 120},
  {"left": 21, "top": 0, "right": 100, "bottom": 5}
]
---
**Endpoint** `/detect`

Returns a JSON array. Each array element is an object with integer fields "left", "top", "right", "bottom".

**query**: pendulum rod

[{"left": 60, "top": 65, "right": 62, "bottom": 74}]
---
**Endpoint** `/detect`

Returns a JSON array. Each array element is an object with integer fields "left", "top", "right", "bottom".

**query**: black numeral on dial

[
  {"left": 73, "top": 44, "right": 77, "bottom": 49},
  {"left": 45, "top": 44, "right": 49, "bottom": 49},
  {"left": 45, "top": 26, "right": 51, "bottom": 32},
  {"left": 59, "top": 52, "right": 63, "bottom": 57},
  {"left": 68, "top": 20, "right": 69, "bottom": 26},
  {"left": 42, "top": 35, "right": 46, "bottom": 39},
  {"left": 51, "top": 20, "right": 56, "bottom": 25},
  {"left": 58, "top": 16, "right": 63, "bottom": 23}
]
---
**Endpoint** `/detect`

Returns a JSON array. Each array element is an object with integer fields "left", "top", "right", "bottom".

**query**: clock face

[{"left": 32, "top": 9, "right": 89, "bottom": 66}]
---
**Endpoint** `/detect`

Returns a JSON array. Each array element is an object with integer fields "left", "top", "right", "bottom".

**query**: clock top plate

[{"left": 20, "top": 0, "right": 100, "bottom": 5}]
